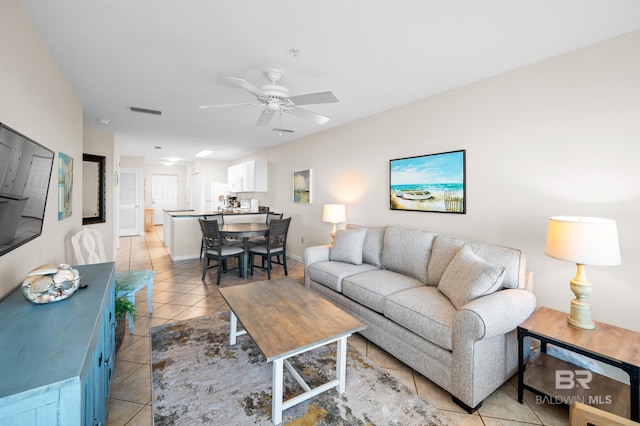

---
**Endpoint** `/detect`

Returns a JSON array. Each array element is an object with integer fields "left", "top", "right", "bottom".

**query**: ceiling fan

[{"left": 199, "top": 68, "right": 339, "bottom": 127}]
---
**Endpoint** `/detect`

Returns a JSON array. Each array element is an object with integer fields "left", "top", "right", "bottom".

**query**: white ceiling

[{"left": 20, "top": 0, "right": 640, "bottom": 164}]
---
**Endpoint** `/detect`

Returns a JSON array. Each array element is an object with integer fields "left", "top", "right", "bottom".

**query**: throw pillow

[
  {"left": 347, "top": 224, "right": 386, "bottom": 267},
  {"left": 438, "top": 244, "right": 506, "bottom": 309},
  {"left": 330, "top": 228, "right": 367, "bottom": 265},
  {"left": 381, "top": 227, "right": 436, "bottom": 283}
]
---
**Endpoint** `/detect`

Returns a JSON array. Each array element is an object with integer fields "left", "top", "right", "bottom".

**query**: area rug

[{"left": 150, "top": 311, "right": 452, "bottom": 425}]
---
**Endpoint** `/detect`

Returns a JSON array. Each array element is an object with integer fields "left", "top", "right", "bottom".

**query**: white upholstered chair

[{"left": 71, "top": 227, "right": 154, "bottom": 334}]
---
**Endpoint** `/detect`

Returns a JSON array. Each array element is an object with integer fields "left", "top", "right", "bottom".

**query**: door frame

[{"left": 119, "top": 168, "right": 142, "bottom": 236}]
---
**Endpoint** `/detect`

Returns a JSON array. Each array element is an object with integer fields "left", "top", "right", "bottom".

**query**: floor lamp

[{"left": 545, "top": 216, "right": 621, "bottom": 329}]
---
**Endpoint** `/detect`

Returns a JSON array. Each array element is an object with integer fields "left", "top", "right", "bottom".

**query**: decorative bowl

[{"left": 21, "top": 264, "right": 81, "bottom": 304}]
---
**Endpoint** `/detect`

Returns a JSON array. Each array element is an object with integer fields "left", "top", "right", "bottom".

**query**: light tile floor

[{"left": 106, "top": 226, "right": 570, "bottom": 425}]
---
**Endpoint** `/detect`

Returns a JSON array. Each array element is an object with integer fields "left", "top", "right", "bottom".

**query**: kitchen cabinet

[
  {"left": 228, "top": 164, "right": 242, "bottom": 192},
  {"left": 0, "top": 262, "right": 116, "bottom": 425},
  {"left": 228, "top": 160, "right": 267, "bottom": 192}
]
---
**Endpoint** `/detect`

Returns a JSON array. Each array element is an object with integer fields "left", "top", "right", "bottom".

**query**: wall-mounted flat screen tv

[{"left": 0, "top": 123, "right": 55, "bottom": 257}]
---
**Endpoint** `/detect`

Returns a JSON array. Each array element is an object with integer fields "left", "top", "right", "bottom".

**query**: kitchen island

[{"left": 163, "top": 210, "right": 269, "bottom": 261}]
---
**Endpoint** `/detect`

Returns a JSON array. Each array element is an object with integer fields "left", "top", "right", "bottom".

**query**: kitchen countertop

[
  {"left": 165, "top": 209, "right": 267, "bottom": 217},
  {"left": 163, "top": 209, "right": 269, "bottom": 261}
]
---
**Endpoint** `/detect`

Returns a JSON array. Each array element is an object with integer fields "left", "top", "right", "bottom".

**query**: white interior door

[
  {"left": 152, "top": 174, "right": 178, "bottom": 224},
  {"left": 119, "top": 169, "right": 140, "bottom": 236},
  {"left": 22, "top": 155, "right": 51, "bottom": 218},
  {"left": 190, "top": 172, "right": 200, "bottom": 212}
]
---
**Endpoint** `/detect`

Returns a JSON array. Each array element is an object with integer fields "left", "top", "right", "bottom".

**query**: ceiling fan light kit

[{"left": 199, "top": 68, "right": 338, "bottom": 128}]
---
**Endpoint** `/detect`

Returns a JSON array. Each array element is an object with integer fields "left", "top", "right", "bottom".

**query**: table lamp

[
  {"left": 545, "top": 216, "right": 621, "bottom": 329},
  {"left": 322, "top": 204, "right": 346, "bottom": 244}
]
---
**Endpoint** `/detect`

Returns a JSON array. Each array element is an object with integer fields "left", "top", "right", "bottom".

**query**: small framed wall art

[
  {"left": 390, "top": 150, "right": 465, "bottom": 214},
  {"left": 58, "top": 152, "right": 74, "bottom": 220},
  {"left": 293, "top": 169, "right": 312, "bottom": 203}
]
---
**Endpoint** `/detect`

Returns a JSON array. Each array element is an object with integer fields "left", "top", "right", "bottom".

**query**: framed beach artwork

[
  {"left": 293, "top": 169, "right": 312, "bottom": 203},
  {"left": 58, "top": 152, "right": 74, "bottom": 220},
  {"left": 390, "top": 150, "right": 466, "bottom": 214}
]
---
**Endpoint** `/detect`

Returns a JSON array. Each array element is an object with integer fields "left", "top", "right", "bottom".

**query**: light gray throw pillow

[
  {"left": 438, "top": 244, "right": 506, "bottom": 309},
  {"left": 381, "top": 227, "right": 436, "bottom": 283},
  {"left": 330, "top": 228, "right": 367, "bottom": 265},
  {"left": 347, "top": 224, "right": 385, "bottom": 267}
]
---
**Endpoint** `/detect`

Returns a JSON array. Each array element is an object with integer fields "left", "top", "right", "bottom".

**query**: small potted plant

[{"left": 115, "top": 292, "right": 135, "bottom": 352}]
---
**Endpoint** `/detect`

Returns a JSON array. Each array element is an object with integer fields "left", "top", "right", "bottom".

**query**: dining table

[{"left": 220, "top": 222, "right": 269, "bottom": 279}]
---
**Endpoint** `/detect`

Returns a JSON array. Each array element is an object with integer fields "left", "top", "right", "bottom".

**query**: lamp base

[
  {"left": 567, "top": 264, "right": 595, "bottom": 330},
  {"left": 330, "top": 223, "right": 337, "bottom": 245},
  {"left": 567, "top": 298, "right": 595, "bottom": 329}
]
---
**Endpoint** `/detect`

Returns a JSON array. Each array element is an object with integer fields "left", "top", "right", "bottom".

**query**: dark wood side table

[{"left": 517, "top": 307, "right": 640, "bottom": 421}]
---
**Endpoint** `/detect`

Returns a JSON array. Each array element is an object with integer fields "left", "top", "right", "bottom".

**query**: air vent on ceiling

[
  {"left": 129, "top": 106, "right": 162, "bottom": 115},
  {"left": 271, "top": 128, "right": 294, "bottom": 133}
]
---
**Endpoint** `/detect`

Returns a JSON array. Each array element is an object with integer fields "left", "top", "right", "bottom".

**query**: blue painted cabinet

[{"left": 0, "top": 262, "right": 116, "bottom": 425}]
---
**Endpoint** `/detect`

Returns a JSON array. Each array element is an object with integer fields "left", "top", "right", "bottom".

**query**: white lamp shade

[
  {"left": 545, "top": 216, "right": 621, "bottom": 265},
  {"left": 322, "top": 204, "right": 346, "bottom": 224}
]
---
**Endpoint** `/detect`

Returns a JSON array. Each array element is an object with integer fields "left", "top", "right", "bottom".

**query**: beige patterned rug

[{"left": 151, "top": 311, "right": 452, "bottom": 425}]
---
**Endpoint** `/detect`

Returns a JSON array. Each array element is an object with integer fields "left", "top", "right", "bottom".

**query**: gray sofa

[{"left": 303, "top": 225, "right": 536, "bottom": 411}]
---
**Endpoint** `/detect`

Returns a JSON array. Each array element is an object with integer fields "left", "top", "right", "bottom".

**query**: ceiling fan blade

[
  {"left": 227, "top": 77, "right": 267, "bottom": 98},
  {"left": 288, "top": 107, "right": 330, "bottom": 125},
  {"left": 198, "top": 102, "right": 256, "bottom": 109},
  {"left": 286, "top": 91, "right": 338, "bottom": 106},
  {"left": 255, "top": 109, "right": 275, "bottom": 127}
]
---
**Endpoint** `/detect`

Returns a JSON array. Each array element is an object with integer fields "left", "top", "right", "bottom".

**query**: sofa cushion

[
  {"left": 308, "top": 261, "right": 378, "bottom": 293},
  {"left": 427, "top": 235, "right": 526, "bottom": 289},
  {"left": 426, "top": 236, "right": 466, "bottom": 286},
  {"left": 347, "top": 224, "right": 385, "bottom": 267},
  {"left": 342, "top": 270, "right": 424, "bottom": 314},
  {"left": 384, "top": 286, "right": 456, "bottom": 351},
  {"left": 437, "top": 244, "right": 506, "bottom": 309},
  {"left": 330, "top": 228, "right": 366, "bottom": 265},
  {"left": 381, "top": 227, "right": 436, "bottom": 283}
]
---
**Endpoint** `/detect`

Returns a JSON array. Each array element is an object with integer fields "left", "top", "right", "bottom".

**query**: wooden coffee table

[{"left": 218, "top": 277, "right": 367, "bottom": 425}]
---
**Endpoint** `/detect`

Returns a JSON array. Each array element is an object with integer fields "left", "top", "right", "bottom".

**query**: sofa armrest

[
  {"left": 454, "top": 289, "right": 537, "bottom": 341},
  {"left": 303, "top": 245, "right": 331, "bottom": 287},
  {"left": 451, "top": 288, "right": 536, "bottom": 408},
  {"left": 303, "top": 245, "right": 331, "bottom": 265}
]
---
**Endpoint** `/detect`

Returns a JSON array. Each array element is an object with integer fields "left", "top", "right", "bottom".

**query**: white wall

[
  {"left": 242, "top": 30, "right": 640, "bottom": 331},
  {"left": 0, "top": 0, "right": 83, "bottom": 299}
]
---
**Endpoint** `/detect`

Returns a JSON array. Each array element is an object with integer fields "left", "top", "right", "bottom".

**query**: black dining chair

[
  {"left": 247, "top": 212, "right": 283, "bottom": 248},
  {"left": 201, "top": 213, "right": 242, "bottom": 258},
  {"left": 200, "top": 213, "right": 223, "bottom": 259},
  {"left": 199, "top": 218, "right": 244, "bottom": 284},
  {"left": 266, "top": 212, "right": 284, "bottom": 224},
  {"left": 249, "top": 217, "right": 291, "bottom": 279}
]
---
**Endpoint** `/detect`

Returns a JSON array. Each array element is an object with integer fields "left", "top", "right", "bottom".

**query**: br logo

[{"left": 555, "top": 370, "right": 592, "bottom": 389}]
